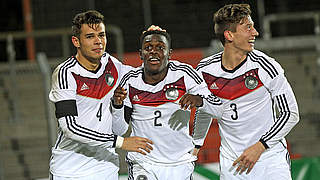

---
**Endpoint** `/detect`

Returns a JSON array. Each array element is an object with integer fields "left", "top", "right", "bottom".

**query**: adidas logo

[
  {"left": 133, "top": 95, "right": 140, "bottom": 101},
  {"left": 80, "top": 83, "right": 89, "bottom": 91},
  {"left": 210, "top": 82, "right": 219, "bottom": 90}
]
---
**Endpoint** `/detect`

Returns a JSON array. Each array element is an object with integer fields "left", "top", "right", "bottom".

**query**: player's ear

[
  {"left": 224, "top": 30, "right": 233, "bottom": 42},
  {"left": 72, "top": 36, "right": 80, "bottom": 48},
  {"left": 168, "top": 48, "right": 173, "bottom": 59},
  {"left": 139, "top": 49, "right": 143, "bottom": 60}
]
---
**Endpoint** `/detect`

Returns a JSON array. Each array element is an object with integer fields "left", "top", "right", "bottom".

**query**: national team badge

[
  {"left": 105, "top": 73, "right": 114, "bottom": 86},
  {"left": 137, "top": 175, "right": 148, "bottom": 180},
  {"left": 165, "top": 87, "right": 179, "bottom": 100},
  {"left": 244, "top": 75, "right": 258, "bottom": 89}
]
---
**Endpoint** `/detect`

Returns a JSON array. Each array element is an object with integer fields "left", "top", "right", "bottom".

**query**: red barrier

[{"left": 122, "top": 48, "right": 204, "bottom": 68}]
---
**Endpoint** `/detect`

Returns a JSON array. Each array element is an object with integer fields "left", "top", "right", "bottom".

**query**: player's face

[
  {"left": 231, "top": 16, "right": 259, "bottom": 53},
  {"left": 140, "top": 34, "right": 171, "bottom": 75},
  {"left": 76, "top": 23, "right": 107, "bottom": 63}
]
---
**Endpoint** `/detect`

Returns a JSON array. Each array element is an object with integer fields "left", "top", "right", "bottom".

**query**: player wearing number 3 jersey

[
  {"left": 196, "top": 4, "right": 299, "bottom": 180},
  {"left": 111, "top": 25, "right": 223, "bottom": 180}
]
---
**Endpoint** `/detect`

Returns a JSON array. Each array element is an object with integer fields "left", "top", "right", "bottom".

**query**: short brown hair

[
  {"left": 72, "top": 10, "right": 104, "bottom": 38},
  {"left": 213, "top": 4, "right": 251, "bottom": 45}
]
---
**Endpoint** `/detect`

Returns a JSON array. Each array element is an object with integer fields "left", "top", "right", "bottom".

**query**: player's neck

[
  {"left": 143, "top": 68, "right": 168, "bottom": 85},
  {"left": 222, "top": 48, "right": 247, "bottom": 70},
  {"left": 76, "top": 54, "right": 100, "bottom": 71}
]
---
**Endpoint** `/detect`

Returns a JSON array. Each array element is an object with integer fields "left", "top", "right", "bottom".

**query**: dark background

[{"left": 1, "top": 0, "right": 320, "bottom": 61}]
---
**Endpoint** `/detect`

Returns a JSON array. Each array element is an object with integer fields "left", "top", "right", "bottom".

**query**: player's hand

[
  {"left": 121, "top": 136, "right": 153, "bottom": 155},
  {"left": 113, "top": 86, "right": 127, "bottom": 106},
  {"left": 232, "top": 141, "right": 265, "bottom": 174},
  {"left": 168, "top": 109, "right": 190, "bottom": 131},
  {"left": 179, "top": 94, "right": 203, "bottom": 110}
]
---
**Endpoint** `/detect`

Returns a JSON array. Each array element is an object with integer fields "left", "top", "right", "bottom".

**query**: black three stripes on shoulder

[
  {"left": 64, "top": 115, "right": 116, "bottom": 142},
  {"left": 196, "top": 53, "right": 222, "bottom": 71},
  {"left": 58, "top": 57, "right": 77, "bottom": 89},
  {"left": 119, "top": 62, "right": 203, "bottom": 86},
  {"left": 119, "top": 68, "right": 143, "bottom": 87},
  {"left": 261, "top": 94, "right": 290, "bottom": 143},
  {"left": 168, "top": 62, "right": 203, "bottom": 84},
  {"left": 248, "top": 52, "right": 278, "bottom": 79}
]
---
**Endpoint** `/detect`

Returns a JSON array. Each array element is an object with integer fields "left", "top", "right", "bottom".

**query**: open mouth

[
  {"left": 149, "top": 58, "right": 160, "bottom": 64},
  {"left": 248, "top": 39, "right": 255, "bottom": 45}
]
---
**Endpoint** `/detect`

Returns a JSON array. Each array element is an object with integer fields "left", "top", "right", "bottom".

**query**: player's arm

[
  {"left": 176, "top": 93, "right": 209, "bottom": 156},
  {"left": 259, "top": 61, "right": 299, "bottom": 149},
  {"left": 179, "top": 64, "right": 222, "bottom": 154},
  {"left": 50, "top": 67, "right": 152, "bottom": 154},
  {"left": 176, "top": 62, "right": 223, "bottom": 116},
  {"left": 110, "top": 59, "right": 136, "bottom": 135},
  {"left": 53, "top": 99, "right": 152, "bottom": 153},
  {"left": 199, "top": 94, "right": 223, "bottom": 119},
  {"left": 110, "top": 86, "right": 129, "bottom": 136},
  {"left": 190, "top": 95, "right": 222, "bottom": 158},
  {"left": 54, "top": 99, "right": 152, "bottom": 154},
  {"left": 192, "top": 109, "right": 213, "bottom": 155},
  {"left": 54, "top": 100, "right": 120, "bottom": 148},
  {"left": 111, "top": 85, "right": 154, "bottom": 155},
  {"left": 111, "top": 85, "right": 134, "bottom": 129},
  {"left": 191, "top": 66, "right": 223, "bottom": 119},
  {"left": 110, "top": 103, "right": 132, "bottom": 136},
  {"left": 190, "top": 94, "right": 221, "bottom": 155},
  {"left": 179, "top": 92, "right": 222, "bottom": 119}
]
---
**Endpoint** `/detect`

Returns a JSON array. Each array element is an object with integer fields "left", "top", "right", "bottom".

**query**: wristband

[{"left": 116, "top": 136, "right": 124, "bottom": 148}]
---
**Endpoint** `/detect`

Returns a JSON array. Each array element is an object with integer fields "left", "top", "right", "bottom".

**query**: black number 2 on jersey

[{"left": 154, "top": 110, "right": 162, "bottom": 126}]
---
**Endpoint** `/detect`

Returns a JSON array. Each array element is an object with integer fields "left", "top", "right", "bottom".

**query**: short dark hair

[
  {"left": 140, "top": 30, "right": 172, "bottom": 48},
  {"left": 213, "top": 4, "right": 251, "bottom": 45},
  {"left": 72, "top": 10, "right": 104, "bottom": 38}
]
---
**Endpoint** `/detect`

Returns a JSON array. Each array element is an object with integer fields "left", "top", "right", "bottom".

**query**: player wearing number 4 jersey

[
  {"left": 49, "top": 10, "right": 152, "bottom": 180},
  {"left": 111, "top": 25, "right": 222, "bottom": 180},
  {"left": 196, "top": 4, "right": 299, "bottom": 180}
]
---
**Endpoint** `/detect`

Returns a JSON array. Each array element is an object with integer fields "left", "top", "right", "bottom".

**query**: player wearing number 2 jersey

[
  {"left": 111, "top": 25, "right": 222, "bottom": 180},
  {"left": 196, "top": 4, "right": 299, "bottom": 180},
  {"left": 48, "top": 10, "right": 153, "bottom": 180}
]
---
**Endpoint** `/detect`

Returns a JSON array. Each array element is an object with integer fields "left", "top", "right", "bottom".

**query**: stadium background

[{"left": 0, "top": 0, "right": 320, "bottom": 179}]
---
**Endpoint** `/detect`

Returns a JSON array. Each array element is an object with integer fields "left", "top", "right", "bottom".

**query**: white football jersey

[
  {"left": 196, "top": 50, "right": 299, "bottom": 161},
  {"left": 49, "top": 52, "right": 131, "bottom": 177},
  {"left": 119, "top": 60, "right": 222, "bottom": 165}
]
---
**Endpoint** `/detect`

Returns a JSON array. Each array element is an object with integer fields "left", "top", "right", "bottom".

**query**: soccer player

[
  {"left": 196, "top": 4, "right": 300, "bottom": 179},
  {"left": 48, "top": 10, "right": 153, "bottom": 180},
  {"left": 111, "top": 25, "right": 223, "bottom": 180}
]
